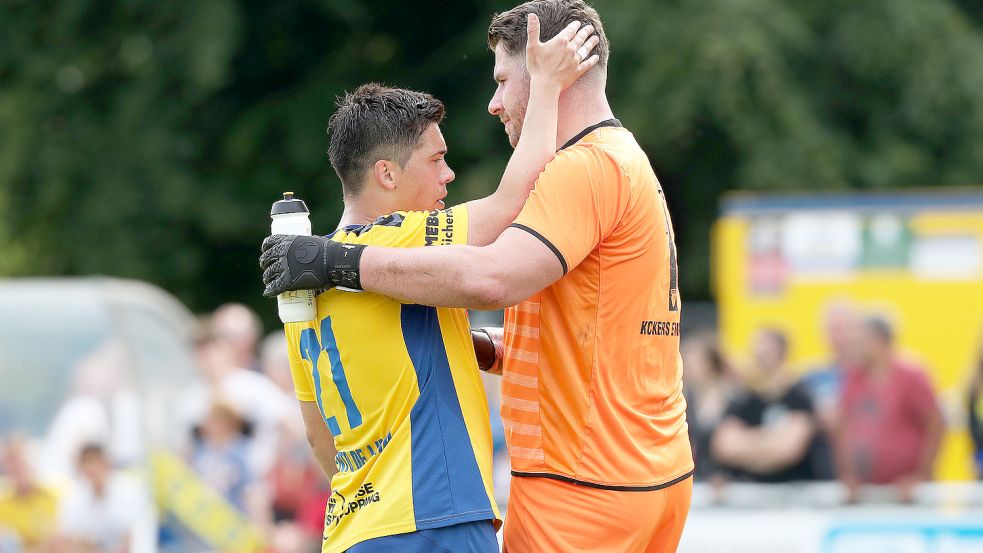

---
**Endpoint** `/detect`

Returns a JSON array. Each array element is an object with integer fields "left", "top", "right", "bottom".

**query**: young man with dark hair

[
  {"left": 327, "top": 85, "right": 447, "bottom": 200},
  {"left": 276, "top": 18, "right": 598, "bottom": 553},
  {"left": 262, "top": 1, "right": 694, "bottom": 550}
]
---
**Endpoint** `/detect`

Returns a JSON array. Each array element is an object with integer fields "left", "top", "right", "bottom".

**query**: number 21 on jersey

[{"left": 299, "top": 317, "right": 363, "bottom": 436}]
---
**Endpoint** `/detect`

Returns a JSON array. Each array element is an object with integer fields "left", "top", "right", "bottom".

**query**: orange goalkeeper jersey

[{"left": 503, "top": 120, "right": 694, "bottom": 489}]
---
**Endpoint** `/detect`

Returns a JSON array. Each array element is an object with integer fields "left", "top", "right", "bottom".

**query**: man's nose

[{"left": 488, "top": 90, "right": 503, "bottom": 117}]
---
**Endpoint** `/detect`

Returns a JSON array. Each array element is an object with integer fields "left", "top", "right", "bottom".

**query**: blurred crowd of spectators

[
  {"left": 684, "top": 303, "right": 983, "bottom": 503},
  {"left": 0, "top": 303, "right": 328, "bottom": 553},
  {"left": 3, "top": 297, "right": 983, "bottom": 551}
]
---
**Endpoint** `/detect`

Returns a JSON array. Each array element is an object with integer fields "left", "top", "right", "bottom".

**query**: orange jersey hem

[{"left": 509, "top": 467, "right": 695, "bottom": 491}]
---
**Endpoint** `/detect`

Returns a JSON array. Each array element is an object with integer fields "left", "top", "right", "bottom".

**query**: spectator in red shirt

[{"left": 836, "top": 316, "right": 944, "bottom": 503}]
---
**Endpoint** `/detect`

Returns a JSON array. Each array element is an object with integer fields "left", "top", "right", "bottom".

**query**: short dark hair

[
  {"left": 488, "top": 0, "right": 610, "bottom": 67},
  {"left": 864, "top": 316, "right": 894, "bottom": 346},
  {"left": 327, "top": 84, "right": 445, "bottom": 197}
]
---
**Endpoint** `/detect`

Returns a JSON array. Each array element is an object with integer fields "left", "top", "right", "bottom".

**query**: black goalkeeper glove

[{"left": 260, "top": 234, "right": 366, "bottom": 297}]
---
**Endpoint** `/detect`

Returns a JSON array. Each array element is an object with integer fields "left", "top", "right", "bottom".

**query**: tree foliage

[{"left": 2, "top": 0, "right": 982, "bottom": 325}]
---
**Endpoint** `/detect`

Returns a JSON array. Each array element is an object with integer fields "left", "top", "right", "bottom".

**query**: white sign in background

[{"left": 679, "top": 508, "right": 983, "bottom": 553}]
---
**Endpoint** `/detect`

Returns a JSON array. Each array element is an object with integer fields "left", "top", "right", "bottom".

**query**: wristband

[{"left": 325, "top": 242, "right": 366, "bottom": 290}]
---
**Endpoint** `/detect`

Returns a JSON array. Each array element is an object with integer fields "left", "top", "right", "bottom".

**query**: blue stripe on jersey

[
  {"left": 400, "top": 304, "right": 493, "bottom": 529},
  {"left": 322, "top": 317, "right": 363, "bottom": 431},
  {"left": 300, "top": 327, "right": 341, "bottom": 436}
]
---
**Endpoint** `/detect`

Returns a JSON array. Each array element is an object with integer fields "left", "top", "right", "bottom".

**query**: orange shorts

[{"left": 502, "top": 474, "right": 692, "bottom": 553}]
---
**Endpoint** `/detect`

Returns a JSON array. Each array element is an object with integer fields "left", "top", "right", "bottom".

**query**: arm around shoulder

[{"left": 358, "top": 225, "right": 564, "bottom": 309}]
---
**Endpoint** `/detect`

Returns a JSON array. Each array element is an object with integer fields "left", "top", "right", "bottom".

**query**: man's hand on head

[
  {"left": 260, "top": 234, "right": 366, "bottom": 297},
  {"left": 524, "top": 13, "right": 600, "bottom": 91}
]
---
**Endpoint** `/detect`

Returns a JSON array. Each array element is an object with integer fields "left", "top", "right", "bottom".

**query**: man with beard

[{"left": 263, "top": 2, "right": 693, "bottom": 551}]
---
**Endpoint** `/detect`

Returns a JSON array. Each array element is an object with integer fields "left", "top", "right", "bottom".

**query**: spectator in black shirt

[{"left": 712, "top": 328, "right": 820, "bottom": 482}]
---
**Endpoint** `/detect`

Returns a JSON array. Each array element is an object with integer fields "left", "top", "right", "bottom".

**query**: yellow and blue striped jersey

[{"left": 284, "top": 207, "right": 500, "bottom": 553}]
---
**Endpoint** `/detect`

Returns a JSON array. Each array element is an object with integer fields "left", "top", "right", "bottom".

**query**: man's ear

[{"left": 372, "top": 159, "right": 399, "bottom": 192}]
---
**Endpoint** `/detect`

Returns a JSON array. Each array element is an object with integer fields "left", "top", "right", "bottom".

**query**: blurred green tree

[
  {"left": 0, "top": 0, "right": 245, "bottom": 297},
  {"left": 1, "top": 0, "right": 981, "bottom": 327},
  {"left": 606, "top": 0, "right": 983, "bottom": 296}
]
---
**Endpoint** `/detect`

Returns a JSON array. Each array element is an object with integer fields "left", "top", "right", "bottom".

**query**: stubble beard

[
  {"left": 506, "top": 110, "right": 524, "bottom": 149},
  {"left": 507, "top": 126, "right": 520, "bottom": 148}
]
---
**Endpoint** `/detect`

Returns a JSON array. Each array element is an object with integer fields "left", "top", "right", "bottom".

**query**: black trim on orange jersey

[
  {"left": 510, "top": 469, "right": 694, "bottom": 492},
  {"left": 510, "top": 223, "right": 568, "bottom": 274},
  {"left": 559, "top": 118, "right": 623, "bottom": 151}
]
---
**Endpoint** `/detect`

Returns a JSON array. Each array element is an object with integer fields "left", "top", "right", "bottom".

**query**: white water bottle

[{"left": 271, "top": 192, "right": 317, "bottom": 323}]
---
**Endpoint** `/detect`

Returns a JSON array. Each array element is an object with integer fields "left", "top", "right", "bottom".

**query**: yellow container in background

[{"left": 712, "top": 189, "right": 983, "bottom": 481}]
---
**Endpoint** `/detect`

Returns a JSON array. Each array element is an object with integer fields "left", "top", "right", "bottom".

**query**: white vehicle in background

[{"left": 0, "top": 278, "right": 197, "bottom": 471}]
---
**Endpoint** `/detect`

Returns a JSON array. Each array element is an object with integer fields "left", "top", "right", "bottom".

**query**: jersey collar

[{"left": 558, "top": 118, "right": 622, "bottom": 151}]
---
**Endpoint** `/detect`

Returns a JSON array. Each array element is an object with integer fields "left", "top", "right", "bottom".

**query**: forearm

[
  {"left": 359, "top": 244, "right": 507, "bottom": 309},
  {"left": 741, "top": 428, "right": 808, "bottom": 473},
  {"left": 721, "top": 443, "right": 760, "bottom": 471},
  {"left": 306, "top": 434, "right": 336, "bottom": 479},
  {"left": 314, "top": 461, "right": 337, "bottom": 482},
  {"left": 714, "top": 419, "right": 811, "bottom": 474},
  {"left": 465, "top": 80, "right": 561, "bottom": 246},
  {"left": 299, "top": 401, "right": 339, "bottom": 480},
  {"left": 263, "top": 219, "right": 559, "bottom": 308},
  {"left": 735, "top": 432, "right": 782, "bottom": 473},
  {"left": 723, "top": 431, "right": 777, "bottom": 472},
  {"left": 711, "top": 421, "right": 754, "bottom": 468}
]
